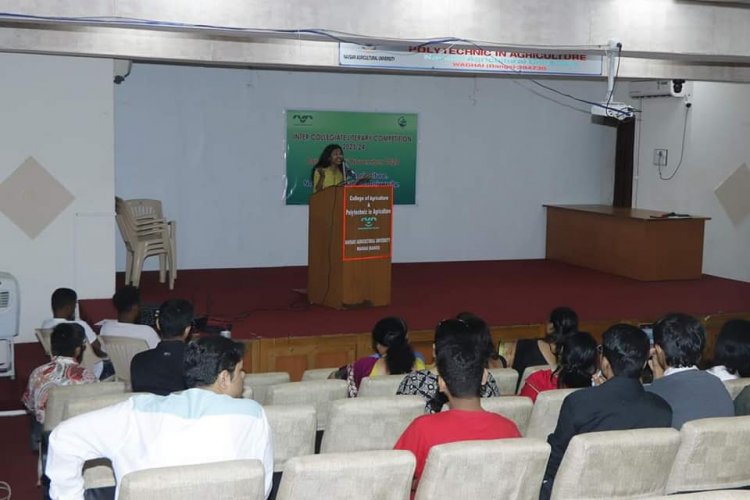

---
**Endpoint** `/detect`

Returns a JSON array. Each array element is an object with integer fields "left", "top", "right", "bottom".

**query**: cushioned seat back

[
  {"left": 488, "top": 367, "right": 519, "bottom": 395},
  {"left": 266, "top": 379, "right": 347, "bottom": 431},
  {"left": 525, "top": 388, "right": 579, "bottom": 439},
  {"left": 264, "top": 404, "right": 316, "bottom": 472},
  {"left": 479, "top": 396, "right": 533, "bottom": 435},
  {"left": 666, "top": 415, "right": 750, "bottom": 494},
  {"left": 62, "top": 392, "right": 141, "bottom": 420},
  {"left": 551, "top": 427, "right": 680, "bottom": 500},
  {"left": 320, "top": 396, "right": 423, "bottom": 453},
  {"left": 276, "top": 450, "right": 415, "bottom": 500},
  {"left": 358, "top": 375, "right": 408, "bottom": 398},
  {"left": 44, "top": 382, "right": 125, "bottom": 432},
  {"left": 119, "top": 459, "right": 265, "bottom": 500},
  {"left": 724, "top": 378, "right": 750, "bottom": 399},
  {"left": 243, "top": 372, "right": 290, "bottom": 405},
  {"left": 301, "top": 368, "right": 337, "bottom": 381},
  {"left": 416, "top": 438, "right": 550, "bottom": 500}
]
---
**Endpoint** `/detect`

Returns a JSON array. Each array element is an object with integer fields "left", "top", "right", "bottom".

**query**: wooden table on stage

[{"left": 544, "top": 204, "right": 710, "bottom": 281}]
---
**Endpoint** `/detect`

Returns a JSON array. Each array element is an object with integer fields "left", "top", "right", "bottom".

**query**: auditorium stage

[{"left": 78, "top": 259, "right": 750, "bottom": 340}]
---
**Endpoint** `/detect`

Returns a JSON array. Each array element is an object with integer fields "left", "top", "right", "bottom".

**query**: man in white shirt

[
  {"left": 46, "top": 335, "right": 273, "bottom": 500},
  {"left": 42, "top": 288, "right": 110, "bottom": 379},
  {"left": 99, "top": 285, "right": 160, "bottom": 349}
]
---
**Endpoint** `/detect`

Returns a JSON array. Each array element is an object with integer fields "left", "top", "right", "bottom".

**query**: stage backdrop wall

[
  {"left": 630, "top": 82, "right": 750, "bottom": 283},
  {"left": 0, "top": 53, "right": 115, "bottom": 343},
  {"left": 115, "top": 64, "right": 617, "bottom": 271}
]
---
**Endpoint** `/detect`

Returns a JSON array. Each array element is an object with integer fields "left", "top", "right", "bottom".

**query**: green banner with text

[{"left": 285, "top": 110, "right": 417, "bottom": 205}]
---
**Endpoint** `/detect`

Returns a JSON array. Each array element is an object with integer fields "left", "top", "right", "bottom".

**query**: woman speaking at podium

[{"left": 311, "top": 143, "right": 345, "bottom": 193}]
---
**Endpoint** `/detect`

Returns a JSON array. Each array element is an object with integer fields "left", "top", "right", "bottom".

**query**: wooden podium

[{"left": 308, "top": 184, "right": 393, "bottom": 308}]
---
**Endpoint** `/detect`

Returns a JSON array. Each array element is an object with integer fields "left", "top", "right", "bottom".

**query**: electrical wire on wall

[
  {"left": 0, "top": 12, "right": 634, "bottom": 117},
  {"left": 658, "top": 102, "right": 691, "bottom": 181}
]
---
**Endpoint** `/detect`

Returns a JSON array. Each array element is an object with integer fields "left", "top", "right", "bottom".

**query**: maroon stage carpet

[{"left": 87, "top": 259, "right": 750, "bottom": 338}]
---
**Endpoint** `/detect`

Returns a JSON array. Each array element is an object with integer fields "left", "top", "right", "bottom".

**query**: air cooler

[{"left": 0, "top": 272, "right": 19, "bottom": 380}]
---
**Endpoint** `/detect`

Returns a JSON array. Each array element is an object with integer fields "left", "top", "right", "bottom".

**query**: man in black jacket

[
  {"left": 130, "top": 299, "right": 192, "bottom": 395},
  {"left": 541, "top": 324, "right": 672, "bottom": 500}
]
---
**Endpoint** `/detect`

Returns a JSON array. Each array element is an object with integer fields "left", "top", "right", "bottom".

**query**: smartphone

[{"left": 639, "top": 323, "right": 654, "bottom": 346}]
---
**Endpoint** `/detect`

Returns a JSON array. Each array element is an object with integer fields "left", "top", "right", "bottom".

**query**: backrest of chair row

[
  {"left": 666, "top": 415, "right": 750, "bottom": 494},
  {"left": 266, "top": 379, "right": 347, "bottom": 431},
  {"left": 488, "top": 367, "right": 519, "bottom": 395},
  {"left": 416, "top": 438, "right": 550, "bottom": 500},
  {"left": 99, "top": 335, "right": 149, "bottom": 383},
  {"left": 525, "top": 388, "right": 579, "bottom": 439},
  {"left": 517, "top": 365, "right": 552, "bottom": 394},
  {"left": 63, "top": 392, "right": 141, "bottom": 421},
  {"left": 551, "top": 428, "right": 681, "bottom": 500},
  {"left": 276, "top": 450, "right": 415, "bottom": 500},
  {"left": 724, "top": 378, "right": 750, "bottom": 399},
  {"left": 321, "top": 396, "right": 424, "bottom": 453},
  {"left": 264, "top": 404, "right": 316, "bottom": 472},
  {"left": 44, "top": 382, "right": 126, "bottom": 432},
  {"left": 651, "top": 491, "right": 750, "bottom": 499},
  {"left": 301, "top": 367, "right": 337, "bottom": 381},
  {"left": 243, "top": 372, "right": 291, "bottom": 405},
  {"left": 119, "top": 459, "right": 265, "bottom": 500},
  {"left": 358, "top": 375, "right": 406, "bottom": 398},
  {"left": 479, "top": 396, "right": 533, "bottom": 435}
]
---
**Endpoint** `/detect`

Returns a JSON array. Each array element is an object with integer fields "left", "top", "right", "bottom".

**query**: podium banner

[
  {"left": 342, "top": 185, "right": 393, "bottom": 261},
  {"left": 285, "top": 110, "right": 417, "bottom": 205}
]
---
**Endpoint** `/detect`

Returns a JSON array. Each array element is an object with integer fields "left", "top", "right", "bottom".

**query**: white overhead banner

[{"left": 339, "top": 43, "right": 603, "bottom": 76}]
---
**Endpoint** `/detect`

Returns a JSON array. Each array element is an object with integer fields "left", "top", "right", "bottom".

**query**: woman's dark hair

[
  {"left": 546, "top": 306, "right": 579, "bottom": 350},
  {"left": 372, "top": 316, "right": 415, "bottom": 375},
  {"left": 310, "top": 143, "right": 344, "bottom": 182},
  {"left": 713, "top": 319, "right": 750, "bottom": 377},
  {"left": 554, "top": 331, "right": 597, "bottom": 388}
]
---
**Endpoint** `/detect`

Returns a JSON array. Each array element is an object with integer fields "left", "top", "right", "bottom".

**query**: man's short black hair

[
  {"left": 51, "top": 323, "right": 86, "bottom": 358},
  {"left": 714, "top": 319, "right": 750, "bottom": 377},
  {"left": 184, "top": 336, "right": 245, "bottom": 388},
  {"left": 112, "top": 285, "right": 140, "bottom": 314},
  {"left": 602, "top": 323, "right": 650, "bottom": 379},
  {"left": 653, "top": 313, "right": 705, "bottom": 368},
  {"left": 158, "top": 299, "right": 194, "bottom": 339},
  {"left": 51, "top": 288, "right": 77, "bottom": 313},
  {"left": 436, "top": 332, "right": 484, "bottom": 399}
]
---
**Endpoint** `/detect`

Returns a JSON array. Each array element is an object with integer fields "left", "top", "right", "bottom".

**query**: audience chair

[
  {"left": 358, "top": 375, "right": 408, "bottom": 397},
  {"left": 321, "top": 396, "right": 424, "bottom": 453},
  {"left": 243, "top": 372, "right": 291, "bottom": 405},
  {"left": 276, "top": 450, "right": 415, "bottom": 500},
  {"left": 479, "top": 396, "right": 533, "bottom": 435},
  {"left": 119, "top": 459, "right": 265, "bottom": 500},
  {"left": 415, "top": 438, "right": 551, "bottom": 500},
  {"left": 651, "top": 491, "right": 750, "bottom": 499},
  {"left": 115, "top": 197, "right": 177, "bottom": 290},
  {"left": 242, "top": 385, "right": 254, "bottom": 400},
  {"left": 264, "top": 405, "right": 316, "bottom": 472},
  {"left": 43, "top": 382, "right": 126, "bottom": 433},
  {"left": 488, "top": 367, "right": 519, "bottom": 395},
  {"left": 62, "top": 392, "right": 140, "bottom": 421},
  {"left": 35, "top": 328, "right": 53, "bottom": 355},
  {"left": 301, "top": 367, "right": 337, "bottom": 381},
  {"left": 517, "top": 365, "right": 552, "bottom": 394},
  {"left": 550, "top": 428, "right": 680, "bottom": 500},
  {"left": 525, "top": 388, "right": 579, "bottom": 440},
  {"left": 82, "top": 458, "right": 116, "bottom": 492},
  {"left": 724, "top": 378, "right": 750, "bottom": 400},
  {"left": 266, "top": 379, "right": 348, "bottom": 431},
  {"left": 666, "top": 416, "right": 750, "bottom": 494},
  {"left": 99, "top": 335, "right": 149, "bottom": 385}
]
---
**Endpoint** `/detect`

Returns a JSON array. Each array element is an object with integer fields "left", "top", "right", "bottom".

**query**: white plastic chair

[{"left": 99, "top": 335, "right": 149, "bottom": 384}]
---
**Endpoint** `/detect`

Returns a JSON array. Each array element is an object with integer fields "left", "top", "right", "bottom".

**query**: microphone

[{"left": 343, "top": 160, "right": 357, "bottom": 185}]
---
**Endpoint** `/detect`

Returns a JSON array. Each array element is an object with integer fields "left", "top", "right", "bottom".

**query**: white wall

[
  {"left": 0, "top": 53, "right": 116, "bottom": 343},
  {"left": 632, "top": 82, "right": 750, "bottom": 282},
  {"left": 115, "top": 65, "right": 617, "bottom": 269}
]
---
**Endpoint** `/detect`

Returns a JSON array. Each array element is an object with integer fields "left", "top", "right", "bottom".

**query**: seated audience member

[
  {"left": 394, "top": 323, "right": 520, "bottom": 490},
  {"left": 456, "top": 312, "right": 507, "bottom": 368},
  {"left": 736, "top": 385, "right": 750, "bottom": 416},
  {"left": 541, "top": 324, "right": 672, "bottom": 500},
  {"left": 130, "top": 299, "right": 192, "bottom": 395},
  {"left": 647, "top": 313, "right": 735, "bottom": 429},
  {"left": 512, "top": 306, "right": 578, "bottom": 389},
  {"left": 519, "top": 331, "right": 597, "bottom": 402},
  {"left": 22, "top": 323, "right": 96, "bottom": 446},
  {"left": 333, "top": 316, "right": 425, "bottom": 396},
  {"left": 46, "top": 336, "right": 273, "bottom": 500},
  {"left": 100, "top": 285, "right": 160, "bottom": 349},
  {"left": 707, "top": 319, "right": 750, "bottom": 381},
  {"left": 397, "top": 316, "right": 501, "bottom": 413},
  {"left": 42, "top": 287, "right": 110, "bottom": 379}
]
